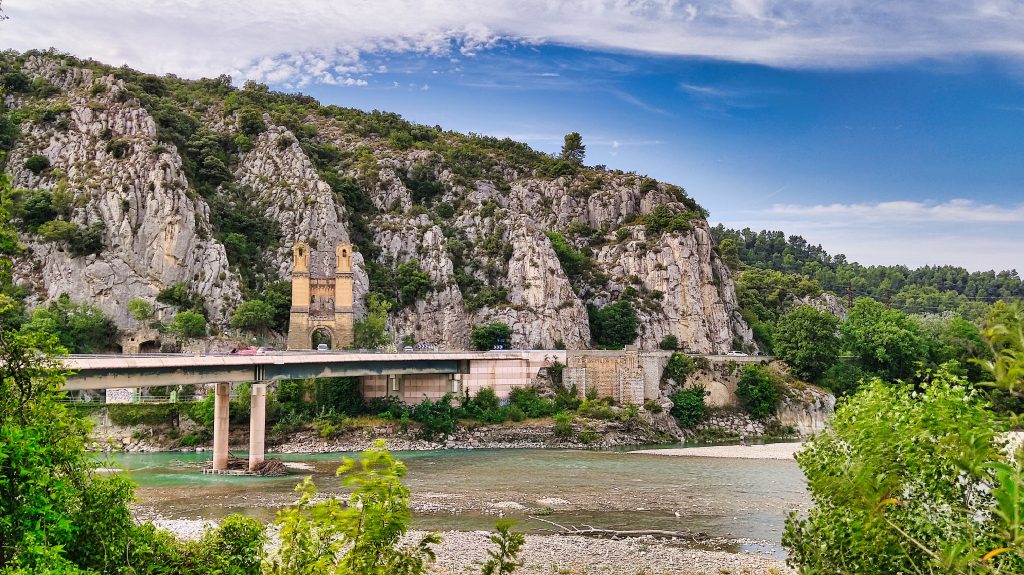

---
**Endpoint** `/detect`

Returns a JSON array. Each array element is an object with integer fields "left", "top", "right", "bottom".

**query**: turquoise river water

[{"left": 110, "top": 446, "right": 808, "bottom": 550}]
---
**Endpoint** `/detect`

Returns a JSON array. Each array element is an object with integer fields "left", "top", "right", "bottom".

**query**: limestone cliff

[{"left": 2, "top": 50, "right": 753, "bottom": 352}]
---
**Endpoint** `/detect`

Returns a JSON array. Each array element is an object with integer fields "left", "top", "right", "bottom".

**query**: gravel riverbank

[{"left": 141, "top": 515, "right": 791, "bottom": 574}]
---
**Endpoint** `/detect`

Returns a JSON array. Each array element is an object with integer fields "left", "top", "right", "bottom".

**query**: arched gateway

[{"left": 285, "top": 243, "right": 355, "bottom": 350}]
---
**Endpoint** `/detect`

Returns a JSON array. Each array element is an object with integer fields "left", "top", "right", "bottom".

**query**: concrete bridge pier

[
  {"left": 212, "top": 383, "right": 231, "bottom": 471},
  {"left": 248, "top": 384, "right": 267, "bottom": 471}
]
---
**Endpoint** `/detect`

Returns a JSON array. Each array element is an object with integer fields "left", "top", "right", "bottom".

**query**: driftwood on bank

[{"left": 527, "top": 516, "right": 710, "bottom": 541}]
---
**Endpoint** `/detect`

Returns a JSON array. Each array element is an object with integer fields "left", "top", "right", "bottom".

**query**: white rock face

[
  {"left": 596, "top": 223, "right": 753, "bottom": 353},
  {"left": 7, "top": 54, "right": 754, "bottom": 351},
  {"left": 9, "top": 57, "right": 241, "bottom": 327}
]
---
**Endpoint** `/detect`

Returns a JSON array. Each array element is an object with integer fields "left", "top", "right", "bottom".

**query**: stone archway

[{"left": 311, "top": 327, "right": 333, "bottom": 350}]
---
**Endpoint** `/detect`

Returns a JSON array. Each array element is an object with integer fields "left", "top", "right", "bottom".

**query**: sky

[{"left": 2, "top": 0, "right": 1023, "bottom": 272}]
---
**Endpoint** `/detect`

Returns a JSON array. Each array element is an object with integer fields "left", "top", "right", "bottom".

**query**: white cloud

[
  {"left": 764, "top": 199, "right": 1024, "bottom": 224},
  {"left": 4, "top": 1, "right": 1024, "bottom": 86},
  {"left": 716, "top": 199, "right": 1024, "bottom": 271}
]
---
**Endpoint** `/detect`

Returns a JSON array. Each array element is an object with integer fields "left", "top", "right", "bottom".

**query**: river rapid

[{"left": 110, "top": 445, "right": 808, "bottom": 554}]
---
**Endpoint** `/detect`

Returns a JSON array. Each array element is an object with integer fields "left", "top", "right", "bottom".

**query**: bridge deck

[{"left": 61, "top": 351, "right": 535, "bottom": 390}]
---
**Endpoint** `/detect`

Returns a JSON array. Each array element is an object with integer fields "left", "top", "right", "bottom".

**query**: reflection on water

[{"left": 110, "top": 447, "right": 808, "bottom": 547}]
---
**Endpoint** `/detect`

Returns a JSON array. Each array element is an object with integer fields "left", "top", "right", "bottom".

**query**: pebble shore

[{"left": 142, "top": 515, "right": 791, "bottom": 574}]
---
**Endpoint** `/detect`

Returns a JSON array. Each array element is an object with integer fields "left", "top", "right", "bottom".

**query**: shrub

[
  {"left": 643, "top": 399, "right": 663, "bottom": 413},
  {"left": 410, "top": 393, "right": 459, "bottom": 437},
  {"left": 658, "top": 335, "right": 679, "bottom": 350},
  {"left": 669, "top": 385, "right": 707, "bottom": 427},
  {"left": 508, "top": 387, "right": 556, "bottom": 418},
  {"left": 467, "top": 387, "right": 506, "bottom": 423},
  {"left": 736, "top": 365, "right": 781, "bottom": 420},
  {"left": 784, "top": 373, "right": 1023, "bottom": 573},
  {"left": 170, "top": 310, "right": 207, "bottom": 338},
  {"left": 471, "top": 322, "right": 512, "bottom": 351},
  {"left": 507, "top": 405, "right": 526, "bottom": 422},
  {"left": 662, "top": 352, "right": 696, "bottom": 385},
  {"left": 552, "top": 411, "right": 573, "bottom": 438},
  {"left": 589, "top": 299, "right": 638, "bottom": 349},
  {"left": 577, "top": 397, "right": 615, "bottom": 420},
  {"left": 23, "top": 155, "right": 50, "bottom": 174},
  {"left": 105, "top": 138, "right": 130, "bottom": 159},
  {"left": 107, "top": 403, "right": 177, "bottom": 426}
]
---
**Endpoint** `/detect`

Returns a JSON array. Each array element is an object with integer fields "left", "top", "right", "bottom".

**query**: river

[{"left": 110, "top": 445, "right": 808, "bottom": 553}]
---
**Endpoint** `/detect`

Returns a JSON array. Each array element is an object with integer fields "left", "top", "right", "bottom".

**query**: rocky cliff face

[{"left": 2, "top": 51, "right": 753, "bottom": 352}]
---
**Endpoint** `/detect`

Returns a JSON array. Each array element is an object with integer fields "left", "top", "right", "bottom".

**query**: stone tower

[{"left": 285, "top": 242, "right": 355, "bottom": 350}]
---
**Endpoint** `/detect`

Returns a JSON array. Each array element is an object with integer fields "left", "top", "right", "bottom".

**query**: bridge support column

[
  {"left": 212, "top": 383, "right": 230, "bottom": 471},
  {"left": 248, "top": 384, "right": 267, "bottom": 471}
]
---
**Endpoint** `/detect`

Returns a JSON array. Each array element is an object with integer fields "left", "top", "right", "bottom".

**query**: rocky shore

[{"left": 141, "top": 515, "right": 791, "bottom": 575}]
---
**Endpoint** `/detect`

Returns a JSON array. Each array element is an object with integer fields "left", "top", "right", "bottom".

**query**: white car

[{"left": 726, "top": 350, "right": 747, "bottom": 357}]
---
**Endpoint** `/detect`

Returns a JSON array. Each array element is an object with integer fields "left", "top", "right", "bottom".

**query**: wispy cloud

[
  {"left": 764, "top": 199, "right": 1024, "bottom": 224},
  {"left": 716, "top": 198, "right": 1024, "bottom": 271},
  {"left": 5, "top": 1, "right": 1024, "bottom": 86}
]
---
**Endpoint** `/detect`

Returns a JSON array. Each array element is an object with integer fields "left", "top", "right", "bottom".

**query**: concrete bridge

[
  {"left": 62, "top": 350, "right": 564, "bottom": 473},
  {"left": 60, "top": 348, "right": 770, "bottom": 474}
]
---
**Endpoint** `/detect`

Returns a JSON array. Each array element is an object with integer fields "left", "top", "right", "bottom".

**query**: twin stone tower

[{"left": 285, "top": 242, "right": 355, "bottom": 350}]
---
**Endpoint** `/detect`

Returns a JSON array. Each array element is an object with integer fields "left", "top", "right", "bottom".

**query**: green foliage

[
  {"left": 560, "top": 132, "right": 585, "bottom": 164},
  {"left": 236, "top": 106, "right": 265, "bottom": 137},
  {"left": 481, "top": 519, "right": 525, "bottom": 575},
  {"left": 465, "top": 387, "right": 506, "bottom": 423},
  {"left": 712, "top": 224, "right": 1024, "bottom": 316},
  {"left": 669, "top": 385, "right": 707, "bottom": 428},
  {"left": 401, "top": 163, "right": 445, "bottom": 205},
  {"left": 105, "top": 138, "right": 130, "bottom": 159},
  {"left": 819, "top": 360, "right": 865, "bottom": 397},
  {"left": 353, "top": 292, "right": 391, "bottom": 349},
  {"left": 313, "top": 377, "right": 365, "bottom": 417},
  {"left": 641, "top": 205, "right": 700, "bottom": 236},
  {"left": 588, "top": 299, "right": 638, "bottom": 349},
  {"left": 545, "top": 231, "right": 591, "bottom": 279},
  {"left": 230, "top": 299, "right": 276, "bottom": 335},
  {"left": 157, "top": 282, "right": 206, "bottom": 314},
  {"left": 208, "top": 183, "right": 281, "bottom": 293},
  {"left": 552, "top": 411, "right": 574, "bottom": 438},
  {"left": 127, "top": 297, "right": 154, "bottom": 322},
  {"left": 396, "top": 259, "right": 433, "bottom": 306},
  {"left": 658, "top": 334, "right": 679, "bottom": 350},
  {"left": 577, "top": 396, "right": 616, "bottom": 420},
  {"left": 170, "top": 310, "right": 207, "bottom": 338},
  {"left": 269, "top": 441, "right": 441, "bottom": 575},
  {"left": 662, "top": 352, "right": 696, "bottom": 385},
  {"left": 37, "top": 220, "right": 105, "bottom": 257},
  {"left": 410, "top": 393, "right": 460, "bottom": 437},
  {"left": 735, "top": 364, "right": 781, "bottom": 420},
  {"left": 784, "top": 371, "right": 1024, "bottom": 573},
  {"left": 508, "top": 387, "right": 558, "bottom": 418},
  {"left": 471, "top": 322, "right": 512, "bottom": 351},
  {"left": 735, "top": 268, "right": 822, "bottom": 351},
  {"left": 22, "top": 155, "right": 49, "bottom": 174},
  {"left": 841, "top": 297, "right": 927, "bottom": 381},
  {"left": 19, "top": 293, "right": 118, "bottom": 353},
  {"left": 107, "top": 403, "right": 177, "bottom": 426},
  {"left": 772, "top": 305, "right": 840, "bottom": 382}
]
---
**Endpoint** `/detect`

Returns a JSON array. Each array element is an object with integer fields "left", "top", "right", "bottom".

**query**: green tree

[
  {"left": 268, "top": 440, "right": 441, "bottom": 575},
  {"left": 481, "top": 519, "right": 525, "bottom": 575},
  {"left": 170, "top": 310, "right": 207, "bottom": 338},
  {"left": 353, "top": 293, "right": 391, "bottom": 349},
  {"left": 230, "top": 299, "right": 276, "bottom": 336},
  {"left": 669, "top": 385, "right": 707, "bottom": 427},
  {"left": 658, "top": 334, "right": 679, "bottom": 350},
  {"left": 784, "top": 370, "right": 1024, "bottom": 573},
  {"left": 841, "top": 297, "right": 927, "bottom": 381},
  {"left": 396, "top": 260, "right": 432, "bottom": 306},
  {"left": 589, "top": 299, "right": 638, "bottom": 349},
  {"left": 127, "top": 297, "right": 154, "bottom": 322},
  {"left": 772, "top": 305, "right": 840, "bottom": 382},
  {"left": 471, "top": 322, "right": 512, "bottom": 351},
  {"left": 19, "top": 294, "right": 118, "bottom": 353},
  {"left": 560, "top": 131, "right": 585, "bottom": 164},
  {"left": 735, "top": 364, "right": 781, "bottom": 420}
]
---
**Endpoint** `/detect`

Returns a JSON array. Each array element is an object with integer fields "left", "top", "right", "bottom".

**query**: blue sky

[{"left": 3, "top": 1, "right": 1023, "bottom": 271}]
